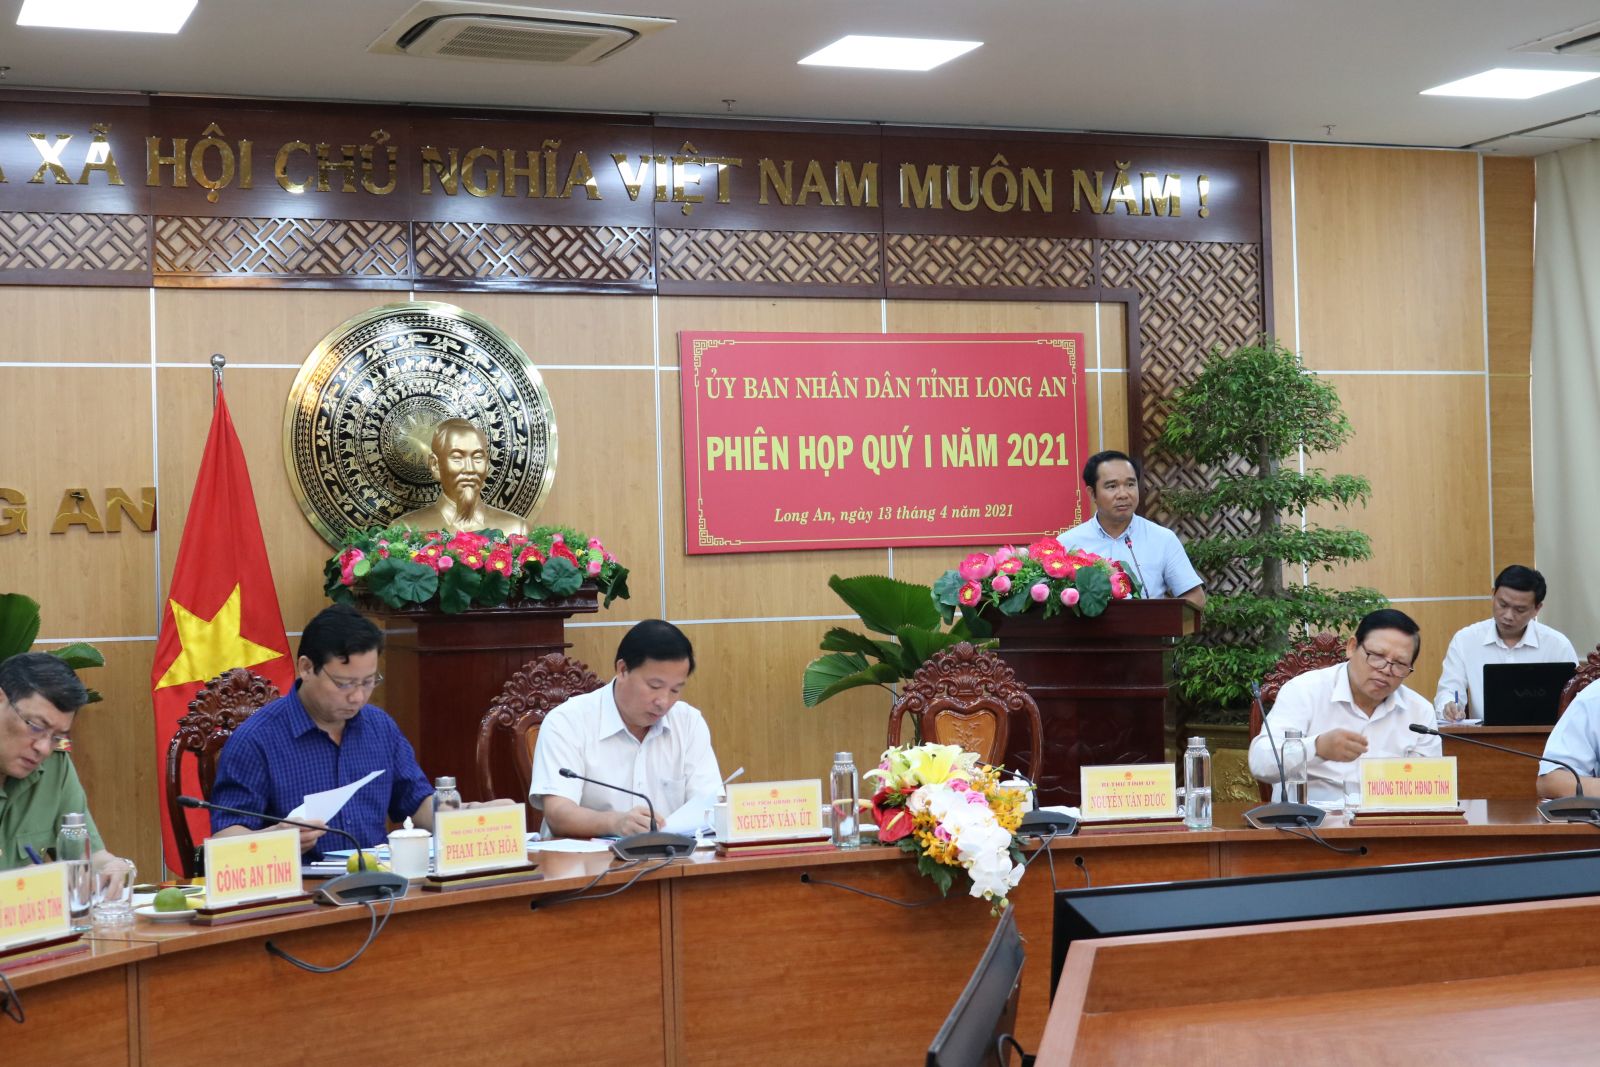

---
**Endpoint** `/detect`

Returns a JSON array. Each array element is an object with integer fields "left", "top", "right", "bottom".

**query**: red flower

[
  {"left": 872, "top": 790, "right": 916, "bottom": 843},
  {"left": 550, "top": 540, "right": 580, "bottom": 565},
  {"left": 1029, "top": 538, "right": 1063, "bottom": 561},
  {"left": 1042, "top": 556, "right": 1071, "bottom": 578},
  {"left": 957, "top": 580, "right": 982, "bottom": 606},
  {"left": 515, "top": 544, "right": 545, "bottom": 569},
  {"left": 996, "top": 556, "right": 1023, "bottom": 575}
]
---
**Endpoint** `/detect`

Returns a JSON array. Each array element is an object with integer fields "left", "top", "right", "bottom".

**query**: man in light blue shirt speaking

[{"left": 1056, "top": 450, "right": 1206, "bottom": 608}]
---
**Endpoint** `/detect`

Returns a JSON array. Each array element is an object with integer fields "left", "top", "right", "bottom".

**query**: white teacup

[{"left": 387, "top": 823, "right": 431, "bottom": 878}]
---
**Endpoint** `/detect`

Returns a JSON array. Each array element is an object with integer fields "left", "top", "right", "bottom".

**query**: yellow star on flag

[{"left": 154, "top": 584, "right": 283, "bottom": 690}]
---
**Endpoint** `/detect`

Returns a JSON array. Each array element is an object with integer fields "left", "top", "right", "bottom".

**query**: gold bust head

[{"left": 396, "top": 418, "right": 529, "bottom": 536}]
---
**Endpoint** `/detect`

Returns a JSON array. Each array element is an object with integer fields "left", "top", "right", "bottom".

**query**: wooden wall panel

[
  {"left": 447, "top": 293, "right": 654, "bottom": 367},
  {"left": 1309, "top": 374, "right": 1492, "bottom": 598},
  {"left": 1483, "top": 156, "right": 1536, "bottom": 576},
  {"left": 677, "top": 620, "right": 889, "bottom": 784},
  {"left": 536, "top": 368, "right": 659, "bottom": 623},
  {"left": 1294, "top": 146, "right": 1483, "bottom": 371},
  {"left": 1098, "top": 302, "right": 1127, "bottom": 373},
  {"left": 154, "top": 288, "right": 406, "bottom": 365},
  {"left": 39, "top": 638, "right": 163, "bottom": 879},
  {"left": 1392, "top": 598, "right": 1496, "bottom": 703},
  {"left": 155, "top": 366, "right": 330, "bottom": 635},
  {"left": 882, "top": 298, "right": 1099, "bottom": 337},
  {"left": 1489, "top": 373, "right": 1534, "bottom": 572},
  {"left": 1483, "top": 157, "right": 1535, "bottom": 378},
  {"left": 1268, "top": 143, "right": 1298, "bottom": 345},
  {"left": 0, "top": 366, "right": 157, "bottom": 638},
  {"left": 0, "top": 286, "right": 149, "bottom": 363}
]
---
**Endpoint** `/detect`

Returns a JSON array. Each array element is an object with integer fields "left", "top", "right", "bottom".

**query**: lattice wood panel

[
  {"left": 414, "top": 222, "right": 653, "bottom": 282},
  {"left": 154, "top": 216, "right": 410, "bottom": 277},
  {"left": 658, "top": 228, "right": 880, "bottom": 287},
  {"left": 1101, "top": 239, "right": 1264, "bottom": 592},
  {"left": 0, "top": 211, "right": 148, "bottom": 273},
  {"left": 886, "top": 233, "right": 1094, "bottom": 289}
]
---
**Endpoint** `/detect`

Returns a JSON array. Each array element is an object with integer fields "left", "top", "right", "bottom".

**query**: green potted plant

[
  {"left": 1157, "top": 337, "right": 1385, "bottom": 731},
  {"left": 802, "top": 575, "right": 993, "bottom": 709},
  {"left": 0, "top": 593, "right": 105, "bottom": 702}
]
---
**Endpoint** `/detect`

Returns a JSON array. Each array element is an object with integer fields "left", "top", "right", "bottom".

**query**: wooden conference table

[
  {"left": 1042, "top": 893, "right": 1600, "bottom": 1065},
  {"left": 6, "top": 800, "right": 1597, "bottom": 1066}
]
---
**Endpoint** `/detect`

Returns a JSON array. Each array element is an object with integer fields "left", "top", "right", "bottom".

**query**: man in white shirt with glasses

[{"left": 1248, "top": 609, "right": 1439, "bottom": 803}]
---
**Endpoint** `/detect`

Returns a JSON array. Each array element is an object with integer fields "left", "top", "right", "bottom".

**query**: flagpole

[{"left": 211, "top": 353, "right": 226, "bottom": 407}]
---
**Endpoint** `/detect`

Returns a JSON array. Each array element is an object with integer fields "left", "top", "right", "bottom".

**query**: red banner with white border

[{"left": 679, "top": 332, "right": 1090, "bottom": 554}]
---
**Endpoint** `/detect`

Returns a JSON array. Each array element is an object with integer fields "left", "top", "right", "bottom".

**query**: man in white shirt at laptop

[
  {"left": 1434, "top": 565, "right": 1577, "bottom": 722},
  {"left": 1248, "top": 609, "right": 1439, "bottom": 803},
  {"left": 529, "top": 619, "right": 723, "bottom": 838},
  {"left": 1055, "top": 450, "right": 1206, "bottom": 608}
]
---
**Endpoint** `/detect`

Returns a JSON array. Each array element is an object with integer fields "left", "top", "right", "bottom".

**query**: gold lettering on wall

[{"left": 0, "top": 489, "right": 26, "bottom": 536}]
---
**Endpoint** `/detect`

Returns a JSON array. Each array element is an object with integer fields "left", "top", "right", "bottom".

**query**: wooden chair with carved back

[
  {"left": 476, "top": 652, "right": 603, "bottom": 832},
  {"left": 1558, "top": 645, "right": 1600, "bottom": 716},
  {"left": 1249, "top": 632, "right": 1349, "bottom": 802},
  {"left": 164, "top": 668, "right": 280, "bottom": 879},
  {"left": 887, "top": 642, "right": 1043, "bottom": 779}
]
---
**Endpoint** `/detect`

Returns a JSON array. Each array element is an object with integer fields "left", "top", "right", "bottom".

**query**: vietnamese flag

[{"left": 151, "top": 382, "right": 293, "bottom": 876}]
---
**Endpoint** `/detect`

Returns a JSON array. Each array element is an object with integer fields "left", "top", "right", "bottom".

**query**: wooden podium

[
  {"left": 363, "top": 588, "right": 598, "bottom": 801},
  {"left": 993, "top": 599, "right": 1198, "bottom": 808}
]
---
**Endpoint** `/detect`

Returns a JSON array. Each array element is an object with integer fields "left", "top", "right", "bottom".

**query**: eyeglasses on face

[
  {"left": 1357, "top": 644, "right": 1415, "bottom": 678},
  {"left": 320, "top": 671, "right": 384, "bottom": 693},
  {"left": 0, "top": 695, "right": 71, "bottom": 748}
]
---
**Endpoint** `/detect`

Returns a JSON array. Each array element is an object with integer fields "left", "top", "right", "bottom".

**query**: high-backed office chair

[
  {"left": 888, "top": 642, "right": 1043, "bottom": 779},
  {"left": 1558, "top": 645, "right": 1600, "bottom": 716},
  {"left": 1249, "top": 632, "right": 1348, "bottom": 802},
  {"left": 475, "top": 652, "right": 602, "bottom": 832},
  {"left": 164, "top": 668, "right": 279, "bottom": 879}
]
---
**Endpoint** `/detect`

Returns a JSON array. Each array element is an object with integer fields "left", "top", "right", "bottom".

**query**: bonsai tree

[{"left": 1156, "top": 337, "right": 1385, "bottom": 718}]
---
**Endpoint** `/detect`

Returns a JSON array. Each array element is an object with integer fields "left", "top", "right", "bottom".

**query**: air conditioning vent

[
  {"left": 369, "top": 2, "right": 673, "bottom": 66},
  {"left": 1513, "top": 20, "right": 1600, "bottom": 57}
]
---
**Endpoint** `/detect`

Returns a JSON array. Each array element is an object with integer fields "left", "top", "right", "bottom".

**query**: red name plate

[{"left": 679, "top": 332, "right": 1090, "bottom": 554}]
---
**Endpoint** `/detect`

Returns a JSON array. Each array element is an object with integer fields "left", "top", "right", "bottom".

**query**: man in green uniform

[{"left": 0, "top": 652, "right": 116, "bottom": 870}]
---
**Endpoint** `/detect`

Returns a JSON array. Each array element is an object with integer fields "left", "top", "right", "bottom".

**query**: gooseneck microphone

[
  {"left": 1000, "top": 767, "right": 1077, "bottom": 837},
  {"left": 1408, "top": 723, "right": 1600, "bottom": 823},
  {"left": 558, "top": 768, "right": 696, "bottom": 859},
  {"left": 179, "top": 795, "right": 408, "bottom": 903},
  {"left": 1243, "top": 682, "right": 1327, "bottom": 828},
  {"left": 1122, "top": 534, "right": 1150, "bottom": 596}
]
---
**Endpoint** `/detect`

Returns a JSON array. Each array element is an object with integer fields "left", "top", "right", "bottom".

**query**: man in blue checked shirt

[{"left": 209, "top": 604, "right": 439, "bottom": 858}]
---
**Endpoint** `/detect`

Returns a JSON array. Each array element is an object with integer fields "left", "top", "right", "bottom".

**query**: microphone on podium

[
  {"left": 558, "top": 768, "right": 696, "bottom": 859},
  {"left": 179, "top": 795, "right": 408, "bottom": 904},
  {"left": 1408, "top": 723, "right": 1600, "bottom": 824}
]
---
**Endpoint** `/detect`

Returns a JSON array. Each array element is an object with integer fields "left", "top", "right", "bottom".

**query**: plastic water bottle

[
  {"left": 1182, "top": 736, "right": 1212, "bottom": 830},
  {"left": 434, "top": 776, "right": 461, "bottom": 813},
  {"left": 1282, "top": 729, "right": 1309, "bottom": 805},
  {"left": 56, "top": 812, "right": 93, "bottom": 917},
  {"left": 829, "top": 752, "right": 859, "bottom": 850}
]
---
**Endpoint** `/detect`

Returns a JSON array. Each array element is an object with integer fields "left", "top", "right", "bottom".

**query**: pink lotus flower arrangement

[
  {"left": 933, "top": 538, "right": 1137, "bottom": 622},
  {"left": 325, "top": 524, "right": 629, "bottom": 614}
]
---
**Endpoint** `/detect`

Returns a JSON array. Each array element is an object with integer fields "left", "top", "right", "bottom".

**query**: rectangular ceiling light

[
  {"left": 17, "top": 0, "right": 198, "bottom": 33},
  {"left": 799, "top": 34, "right": 980, "bottom": 72},
  {"left": 1421, "top": 67, "right": 1600, "bottom": 99}
]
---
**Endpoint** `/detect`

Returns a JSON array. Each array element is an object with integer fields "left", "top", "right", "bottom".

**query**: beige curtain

[{"left": 1532, "top": 142, "right": 1600, "bottom": 645}]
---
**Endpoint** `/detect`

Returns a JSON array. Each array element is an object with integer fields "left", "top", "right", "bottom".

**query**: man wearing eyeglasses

[
  {"left": 0, "top": 652, "right": 123, "bottom": 870},
  {"left": 1247, "top": 608, "right": 1440, "bottom": 803},
  {"left": 209, "top": 604, "right": 437, "bottom": 859}
]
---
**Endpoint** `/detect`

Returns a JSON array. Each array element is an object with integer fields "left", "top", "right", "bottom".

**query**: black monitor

[
  {"left": 927, "top": 907, "right": 1026, "bottom": 1067},
  {"left": 1051, "top": 847, "right": 1600, "bottom": 993},
  {"left": 1482, "top": 661, "right": 1577, "bottom": 725}
]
